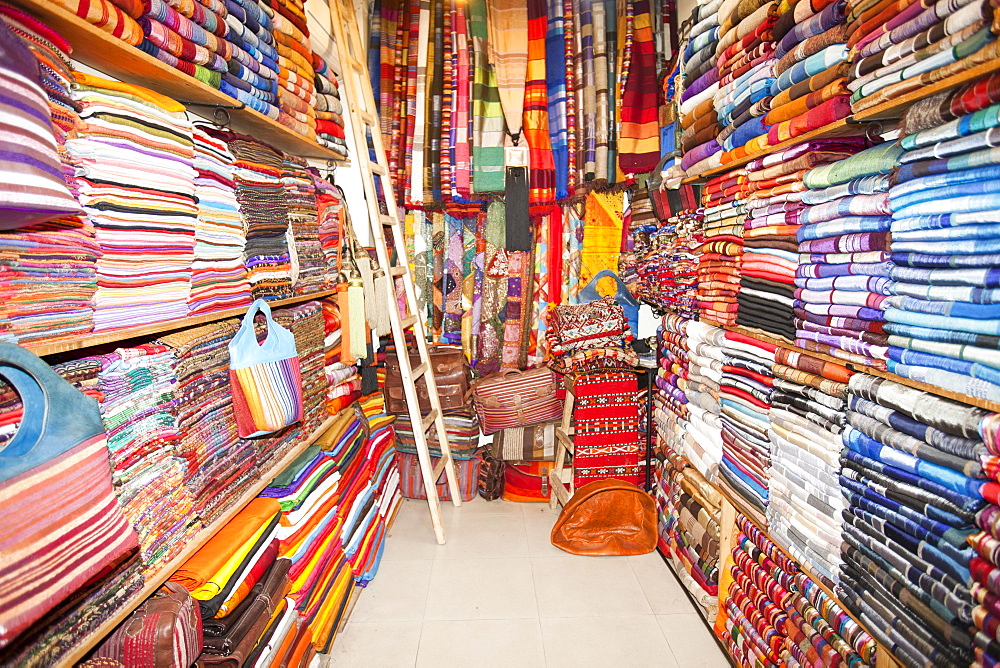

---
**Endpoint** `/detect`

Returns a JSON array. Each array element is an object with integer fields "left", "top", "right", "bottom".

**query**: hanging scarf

[
  {"left": 435, "top": 2, "right": 453, "bottom": 204},
  {"left": 486, "top": 0, "right": 528, "bottom": 139},
  {"left": 592, "top": 1, "right": 611, "bottom": 184},
  {"left": 546, "top": 0, "right": 569, "bottom": 201},
  {"left": 407, "top": 0, "right": 430, "bottom": 206},
  {"left": 431, "top": 210, "right": 445, "bottom": 338},
  {"left": 618, "top": 0, "right": 661, "bottom": 177},
  {"left": 607, "top": 0, "right": 620, "bottom": 182},
  {"left": 574, "top": 0, "right": 597, "bottom": 183},
  {"left": 581, "top": 190, "right": 625, "bottom": 289},
  {"left": 525, "top": 0, "right": 556, "bottom": 213},
  {"left": 477, "top": 201, "right": 507, "bottom": 374},
  {"left": 425, "top": 1, "right": 443, "bottom": 203},
  {"left": 443, "top": 213, "right": 463, "bottom": 343},
  {"left": 532, "top": 214, "right": 552, "bottom": 363},
  {"left": 388, "top": 0, "right": 409, "bottom": 203},
  {"left": 452, "top": 1, "right": 472, "bottom": 201},
  {"left": 469, "top": 0, "right": 505, "bottom": 193},
  {"left": 461, "top": 213, "right": 478, "bottom": 358},
  {"left": 378, "top": 0, "right": 398, "bottom": 138},
  {"left": 503, "top": 249, "right": 533, "bottom": 369},
  {"left": 562, "top": 0, "right": 578, "bottom": 196},
  {"left": 470, "top": 209, "right": 487, "bottom": 365},
  {"left": 370, "top": 0, "right": 382, "bottom": 120},
  {"left": 565, "top": 202, "right": 585, "bottom": 301}
]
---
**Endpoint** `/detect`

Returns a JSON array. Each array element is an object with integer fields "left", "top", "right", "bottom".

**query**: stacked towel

[
  {"left": 685, "top": 320, "right": 728, "bottom": 479},
  {"left": 679, "top": 0, "right": 725, "bottom": 176},
  {"left": 312, "top": 52, "right": 348, "bottom": 157},
  {"left": 698, "top": 169, "right": 748, "bottom": 326},
  {"left": 269, "top": 0, "right": 318, "bottom": 139},
  {"left": 281, "top": 153, "right": 326, "bottom": 294}
]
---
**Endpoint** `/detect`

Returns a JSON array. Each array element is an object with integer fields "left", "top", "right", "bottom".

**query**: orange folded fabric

[{"left": 170, "top": 497, "right": 282, "bottom": 591}]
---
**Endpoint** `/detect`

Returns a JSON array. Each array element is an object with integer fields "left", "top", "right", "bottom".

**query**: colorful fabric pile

[
  {"left": 49, "top": 0, "right": 143, "bottom": 46},
  {"left": 394, "top": 412, "right": 481, "bottom": 459},
  {"left": 884, "top": 71, "right": 1000, "bottom": 403},
  {"left": 313, "top": 170, "right": 345, "bottom": 285},
  {"left": 838, "top": 374, "right": 988, "bottom": 667},
  {"left": 0, "top": 5, "right": 99, "bottom": 345},
  {"left": 716, "top": 514, "right": 876, "bottom": 666},
  {"left": 312, "top": 52, "right": 348, "bottom": 157},
  {"left": 766, "top": 349, "right": 852, "bottom": 583},
  {"left": 270, "top": 0, "right": 318, "bottom": 139},
  {"left": 684, "top": 320, "right": 727, "bottom": 479},
  {"left": 571, "top": 370, "right": 644, "bottom": 488},
  {"left": 189, "top": 124, "right": 252, "bottom": 314},
  {"left": 135, "top": 0, "right": 230, "bottom": 86},
  {"left": 678, "top": 0, "right": 723, "bottom": 176},
  {"left": 217, "top": 0, "right": 282, "bottom": 118},
  {"left": 69, "top": 73, "right": 197, "bottom": 331},
  {"left": 282, "top": 154, "right": 326, "bottom": 294},
  {"left": 636, "top": 187, "right": 703, "bottom": 317},
  {"left": 654, "top": 313, "right": 693, "bottom": 475},
  {"left": 697, "top": 169, "right": 748, "bottom": 326}
]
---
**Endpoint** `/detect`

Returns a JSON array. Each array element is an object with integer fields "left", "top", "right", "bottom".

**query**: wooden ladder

[{"left": 327, "top": 0, "right": 462, "bottom": 543}]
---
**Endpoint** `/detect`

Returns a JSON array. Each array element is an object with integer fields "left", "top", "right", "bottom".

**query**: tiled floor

[{"left": 323, "top": 497, "right": 730, "bottom": 667}]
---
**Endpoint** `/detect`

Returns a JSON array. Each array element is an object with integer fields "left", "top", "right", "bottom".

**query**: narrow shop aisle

[{"left": 323, "top": 497, "right": 730, "bottom": 667}]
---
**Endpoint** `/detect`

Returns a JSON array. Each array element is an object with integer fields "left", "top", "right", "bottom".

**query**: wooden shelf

[
  {"left": 56, "top": 412, "right": 341, "bottom": 667},
  {"left": 723, "top": 324, "right": 1000, "bottom": 413},
  {"left": 10, "top": 0, "right": 347, "bottom": 160},
  {"left": 29, "top": 289, "right": 337, "bottom": 357},
  {"left": 852, "top": 58, "right": 1000, "bottom": 122}
]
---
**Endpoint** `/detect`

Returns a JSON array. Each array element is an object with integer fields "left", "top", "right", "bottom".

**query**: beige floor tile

[
  {"left": 522, "top": 504, "right": 577, "bottom": 559},
  {"left": 381, "top": 500, "right": 453, "bottom": 561},
  {"left": 438, "top": 496, "right": 525, "bottom": 516},
  {"left": 657, "top": 613, "right": 730, "bottom": 667},
  {"left": 532, "top": 555, "right": 652, "bottom": 618},
  {"left": 628, "top": 552, "right": 693, "bottom": 615},
  {"left": 540, "top": 615, "right": 679, "bottom": 668},
  {"left": 325, "top": 621, "right": 420, "bottom": 667},
  {"left": 424, "top": 557, "right": 537, "bottom": 620},
  {"left": 348, "top": 559, "right": 433, "bottom": 623},
  {"left": 434, "top": 511, "right": 529, "bottom": 560},
  {"left": 416, "top": 618, "right": 545, "bottom": 667}
]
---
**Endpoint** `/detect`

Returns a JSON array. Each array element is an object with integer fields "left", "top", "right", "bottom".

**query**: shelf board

[
  {"left": 29, "top": 289, "right": 337, "bottom": 357},
  {"left": 10, "top": 0, "right": 347, "bottom": 161},
  {"left": 723, "top": 324, "right": 1000, "bottom": 413},
  {"left": 852, "top": 58, "right": 1000, "bottom": 122},
  {"left": 56, "top": 412, "right": 340, "bottom": 667}
]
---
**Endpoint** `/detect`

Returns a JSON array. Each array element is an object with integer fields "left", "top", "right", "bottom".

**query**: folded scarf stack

[
  {"left": 313, "top": 170, "right": 345, "bottom": 286},
  {"left": 135, "top": 0, "right": 229, "bottom": 86},
  {"left": 281, "top": 154, "right": 327, "bottom": 294},
  {"left": 218, "top": 0, "right": 283, "bottom": 119},
  {"left": 970, "top": 419, "right": 1000, "bottom": 667},
  {"left": 0, "top": 6, "right": 100, "bottom": 346},
  {"left": 312, "top": 52, "right": 349, "bottom": 157},
  {"left": 837, "top": 374, "right": 991, "bottom": 667},
  {"left": 697, "top": 169, "right": 748, "bottom": 327},
  {"left": 268, "top": 0, "right": 318, "bottom": 139},
  {"left": 685, "top": 320, "right": 728, "bottom": 479},
  {"left": 189, "top": 124, "right": 253, "bottom": 314},
  {"left": 740, "top": 137, "right": 871, "bottom": 341},
  {"left": 713, "top": 0, "right": 780, "bottom": 161},
  {"left": 792, "top": 140, "right": 903, "bottom": 369},
  {"left": 717, "top": 330, "right": 778, "bottom": 513},
  {"left": 679, "top": 0, "right": 725, "bottom": 176},
  {"left": 321, "top": 298, "right": 363, "bottom": 414},
  {"left": 847, "top": 0, "right": 1000, "bottom": 112},
  {"left": 881, "top": 70, "right": 1000, "bottom": 403},
  {"left": 51, "top": 0, "right": 143, "bottom": 45},
  {"left": 637, "top": 186, "right": 703, "bottom": 317},
  {"left": 654, "top": 314, "right": 695, "bottom": 477},
  {"left": 766, "top": 348, "right": 853, "bottom": 583},
  {"left": 715, "top": 513, "right": 877, "bottom": 666},
  {"left": 394, "top": 412, "right": 481, "bottom": 459},
  {"left": 68, "top": 73, "right": 198, "bottom": 332}
]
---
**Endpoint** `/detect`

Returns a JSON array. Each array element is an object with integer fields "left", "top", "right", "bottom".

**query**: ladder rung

[
  {"left": 389, "top": 266, "right": 407, "bottom": 277},
  {"left": 399, "top": 315, "right": 418, "bottom": 329},
  {"left": 421, "top": 409, "right": 439, "bottom": 432},
  {"left": 411, "top": 362, "right": 428, "bottom": 380},
  {"left": 359, "top": 110, "right": 377, "bottom": 127},
  {"left": 369, "top": 162, "right": 387, "bottom": 176},
  {"left": 432, "top": 458, "right": 448, "bottom": 480},
  {"left": 379, "top": 214, "right": 396, "bottom": 226}
]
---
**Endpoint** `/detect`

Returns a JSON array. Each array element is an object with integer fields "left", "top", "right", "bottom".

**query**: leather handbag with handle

[
  {"left": 502, "top": 461, "right": 552, "bottom": 502},
  {"left": 91, "top": 582, "right": 204, "bottom": 667},
  {"left": 384, "top": 345, "right": 471, "bottom": 415},
  {"left": 550, "top": 479, "right": 657, "bottom": 556},
  {"left": 471, "top": 367, "right": 563, "bottom": 435}
]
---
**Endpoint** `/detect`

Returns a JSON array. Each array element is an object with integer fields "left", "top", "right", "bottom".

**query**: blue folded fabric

[
  {"left": 892, "top": 237, "right": 1000, "bottom": 254},
  {"left": 724, "top": 116, "right": 769, "bottom": 151},
  {"left": 771, "top": 44, "right": 848, "bottom": 95},
  {"left": 891, "top": 251, "right": 1000, "bottom": 268},
  {"left": 797, "top": 215, "right": 892, "bottom": 241}
]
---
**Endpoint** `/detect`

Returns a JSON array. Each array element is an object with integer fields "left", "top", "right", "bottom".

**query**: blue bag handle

[
  {"left": 0, "top": 342, "right": 105, "bottom": 481},
  {"left": 229, "top": 299, "right": 299, "bottom": 369},
  {"left": 578, "top": 270, "right": 639, "bottom": 307}
]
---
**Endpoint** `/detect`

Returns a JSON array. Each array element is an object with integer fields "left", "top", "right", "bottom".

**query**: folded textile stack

[
  {"left": 715, "top": 514, "right": 876, "bottom": 666},
  {"left": 395, "top": 412, "right": 480, "bottom": 459},
  {"left": 217, "top": 0, "right": 282, "bottom": 118},
  {"left": 794, "top": 140, "right": 902, "bottom": 369},
  {"left": 0, "top": 5, "right": 99, "bottom": 346},
  {"left": 158, "top": 319, "right": 243, "bottom": 518},
  {"left": 135, "top": 0, "right": 229, "bottom": 86},
  {"left": 712, "top": 0, "right": 780, "bottom": 162},
  {"left": 282, "top": 154, "right": 326, "bottom": 294},
  {"left": 273, "top": 301, "right": 327, "bottom": 433},
  {"left": 321, "top": 297, "right": 363, "bottom": 414},
  {"left": 90, "top": 345, "right": 203, "bottom": 574},
  {"left": 766, "top": 349, "right": 853, "bottom": 583},
  {"left": 679, "top": 0, "right": 724, "bottom": 176},
  {"left": 205, "top": 127, "right": 294, "bottom": 301},
  {"left": 657, "top": 456, "right": 723, "bottom": 618},
  {"left": 838, "top": 374, "right": 987, "bottom": 667},
  {"left": 684, "top": 320, "right": 727, "bottom": 480},
  {"left": 49, "top": 0, "right": 143, "bottom": 45},
  {"left": 312, "top": 53, "right": 348, "bottom": 157},
  {"left": 848, "top": 0, "right": 1000, "bottom": 113},
  {"left": 644, "top": 202, "right": 703, "bottom": 318},
  {"left": 697, "top": 169, "right": 748, "bottom": 326},
  {"left": 269, "top": 0, "right": 317, "bottom": 139},
  {"left": 654, "top": 313, "right": 692, "bottom": 473},
  {"left": 882, "top": 74, "right": 1000, "bottom": 403},
  {"left": 69, "top": 73, "right": 198, "bottom": 331},
  {"left": 619, "top": 188, "right": 658, "bottom": 294},
  {"left": 972, "top": 426, "right": 1000, "bottom": 667},
  {"left": 313, "top": 170, "right": 344, "bottom": 285},
  {"left": 758, "top": 0, "right": 853, "bottom": 151},
  {"left": 189, "top": 124, "right": 252, "bottom": 314},
  {"left": 168, "top": 498, "right": 291, "bottom": 666},
  {"left": 740, "top": 138, "right": 870, "bottom": 341},
  {"left": 572, "top": 370, "right": 644, "bottom": 488}
]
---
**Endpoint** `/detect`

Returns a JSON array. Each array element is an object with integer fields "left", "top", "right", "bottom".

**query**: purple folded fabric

[
  {"left": 682, "top": 139, "right": 723, "bottom": 171},
  {"left": 682, "top": 66, "right": 722, "bottom": 103},
  {"left": 798, "top": 231, "right": 888, "bottom": 253}
]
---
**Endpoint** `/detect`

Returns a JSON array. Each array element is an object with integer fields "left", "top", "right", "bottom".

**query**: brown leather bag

[
  {"left": 550, "top": 479, "right": 657, "bottom": 556},
  {"left": 384, "top": 346, "right": 471, "bottom": 415}
]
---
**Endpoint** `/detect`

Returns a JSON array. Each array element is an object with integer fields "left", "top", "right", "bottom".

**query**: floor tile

[
  {"left": 540, "top": 615, "right": 679, "bottom": 668},
  {"left": 439, "top": 496, "right": 525, "bottom": 516},
  {"left": 424, "top": 557, "right": 537, "bottom": 620},
  {"left": 435, "top": 511, "right": 529, "bottom": 560},
  {"left": 629, "top": 552, "right": 693, "bottom": 615},
  {"left": 381, "top": 500, "right": 453, "bottom": 561},
  {"left": 325, "top": 621, "right": 420, "bottom": 667},
  {"left": 532, "top": 555, "right": 653, "bottom": 618},
  {"left": 522, "top": 504, "right": 576, "bottom": 559},
  {"left": 657, "top": 613, "right": 730, "bottom": 667},
  {"left": 348, "top": 559, "right": 432, "bottom": 623},
  {"left": 416, "top": 618, "right": 545, "bottom": 667}
]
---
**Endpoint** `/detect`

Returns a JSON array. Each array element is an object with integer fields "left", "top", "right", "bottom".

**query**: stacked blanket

[{"left": 698, "top": 170, "right": 748, "bottom": 326}]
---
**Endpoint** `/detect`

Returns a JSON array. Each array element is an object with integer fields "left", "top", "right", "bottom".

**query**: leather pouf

[{"left": 550, "top": 479, "right": 657, "bottom": 556}]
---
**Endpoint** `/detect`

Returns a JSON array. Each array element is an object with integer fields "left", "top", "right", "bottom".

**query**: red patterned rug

[{"left": 572, "top": 371, "right": 643, "bottom": 488}]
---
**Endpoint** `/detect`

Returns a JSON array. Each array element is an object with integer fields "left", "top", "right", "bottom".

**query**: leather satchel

[
  {"left": 471, "top": 367, "right": 563, "bottom": 435},
  {"left": 91, "top": 582, "right": 203, "bottom": 667},
  {"left": 550, "top": 480, "right": 657, "bottom": 556},
  {"left": 384, "top": 346, "right": 471, "bottom": 415}
]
